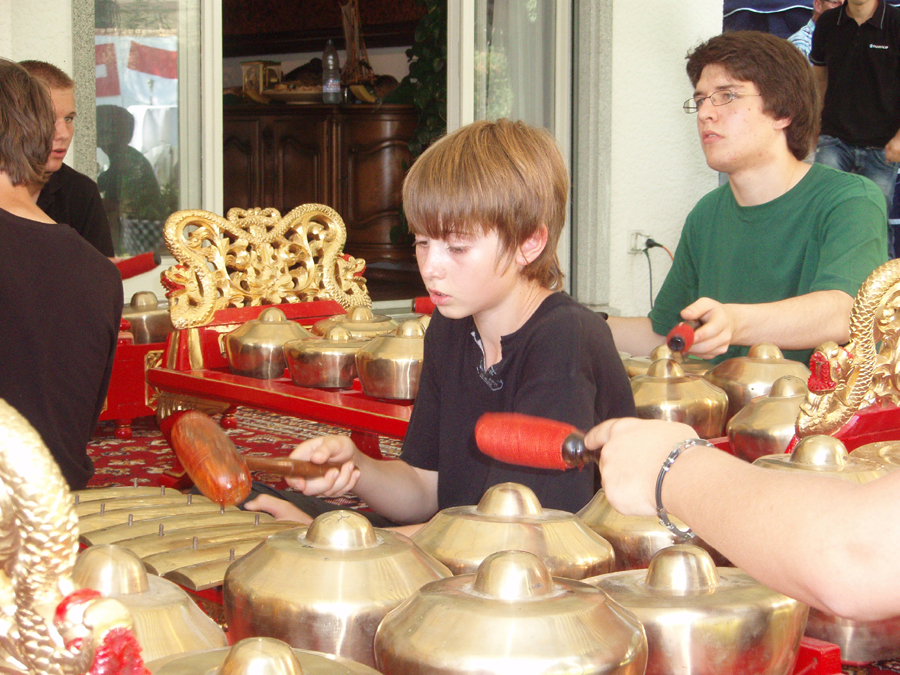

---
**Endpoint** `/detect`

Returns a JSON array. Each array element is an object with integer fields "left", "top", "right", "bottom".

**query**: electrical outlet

[{"left": 629, "top": 231, "right": 652, "bottom": 254}]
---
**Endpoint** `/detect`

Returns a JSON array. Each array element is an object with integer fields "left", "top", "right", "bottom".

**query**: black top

[
  {"left": 401, "top": 292, "right": 636, "bottom": 513},
  {"left": 37, "top": 164, "right": 115, "bottom": 256},
  {"left": 0, "top": 207, "right": 122, "bottom": 489},
  {"left": 810, "top": 0, "right": 900, "bottom": 146}
]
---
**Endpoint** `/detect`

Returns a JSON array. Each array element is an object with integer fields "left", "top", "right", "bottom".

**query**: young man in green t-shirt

[{"left": 609, "top": 31, "right": 887, "bottom": 365}]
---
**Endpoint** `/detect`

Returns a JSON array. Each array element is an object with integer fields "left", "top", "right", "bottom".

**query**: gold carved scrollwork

[
  {"left": 798, "top": 259, "right": 900, "bottom": 437},
  {"left": 161, "top": 204, "right": 371, "bottom": 330}
]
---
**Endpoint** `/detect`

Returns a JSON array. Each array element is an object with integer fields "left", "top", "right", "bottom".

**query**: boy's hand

[
  {"left": 284, "top": 434, "right": 361, "bottom": 497},
  {"left": 584, "top": 418, "right": 695, "bottom": 518},
  {"left": 243, "top": 493, "right": 314, "bottom": 523}
]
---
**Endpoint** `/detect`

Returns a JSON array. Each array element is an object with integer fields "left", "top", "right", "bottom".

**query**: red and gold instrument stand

[
  {"left": 98, "top": 322, "right": 164, "bottom": 439},
  {"left": 145, "top": 300, "right": 413, "bottom": 480}
]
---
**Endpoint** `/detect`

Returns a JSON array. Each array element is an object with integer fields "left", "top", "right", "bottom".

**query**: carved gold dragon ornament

[
  {"left": 797, "top": 258, "right": 900, "bottom": 437},
  {"left": 0, "top": 399, "right": 148, "bottom": 675},
  {"left": 161, "top": 204, "right": 371, "bottom": 330}
]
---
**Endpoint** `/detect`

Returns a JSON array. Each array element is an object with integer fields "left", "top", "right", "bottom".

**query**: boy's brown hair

[
  {"left": 686, "top": 31, "right": 820, "bottom": 161},
  {"left": 0, "top": 59, "right": 54, "bottom": 188},
  {"left": 19, "top": 59, "right": 75, "bottom": 91},
  {"left": 402, "top": 118, "right": 568, "bottom": 291}
]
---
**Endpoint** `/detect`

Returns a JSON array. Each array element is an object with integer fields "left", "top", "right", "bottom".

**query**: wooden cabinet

[{"left": 224, "top": 104, "right": 424, "bottom": 299}]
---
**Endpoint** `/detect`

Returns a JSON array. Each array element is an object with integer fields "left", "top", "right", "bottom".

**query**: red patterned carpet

[{"left": 87, "top": 407, "right": 402, "bottom": 508}]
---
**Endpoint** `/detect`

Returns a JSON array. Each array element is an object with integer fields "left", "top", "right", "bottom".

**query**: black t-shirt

[
  {"left": 401, "top": 292, "right": 635, "bottom": 513},
  {"left": 37, "top": 164, "right": 115, "bottom": 256},
  {"left": 0, "top": 207, "right": 122, "bottom": 489},
  {"left": 810, "top": 1, "right": 900, "bottom": 146}
]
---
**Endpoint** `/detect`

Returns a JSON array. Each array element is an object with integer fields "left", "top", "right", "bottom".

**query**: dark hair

[
  {"left": 686, "top": 31, "right": 820, "bottom": 160},
  {"left": 402, "top": 119, "right": 569, "bottom": 291},
  {"left": 0, "top": 59, "right": 54, "bottom": 188},
  {"left": 19, "top": 60, "right": 75, "bottom": 90}
]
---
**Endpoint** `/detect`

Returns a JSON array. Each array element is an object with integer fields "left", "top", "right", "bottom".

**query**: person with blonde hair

[
  {"left": 19, "top": 59, "right": 114, "bottom": 256},
  {"left": 244, "top": 119, "right": 634, "bottom": 528}
]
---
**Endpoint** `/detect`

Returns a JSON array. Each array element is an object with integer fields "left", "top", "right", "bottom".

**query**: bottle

[{"left": 322, "top": 39, "right": 341, "bottom": 104}]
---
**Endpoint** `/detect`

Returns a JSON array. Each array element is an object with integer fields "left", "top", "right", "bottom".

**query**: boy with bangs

[{"left": 244, "top": 119, "right": 634, "bottom": 528}]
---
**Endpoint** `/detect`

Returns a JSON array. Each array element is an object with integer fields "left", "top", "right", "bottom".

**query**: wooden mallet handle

[{"left": 170, "top": 411, "right": 342, "bottom": 507}]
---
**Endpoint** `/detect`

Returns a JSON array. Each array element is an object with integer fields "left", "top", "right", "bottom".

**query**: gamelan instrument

[{"left": 169, "top": 410, "right": 343, "bottom": 506}]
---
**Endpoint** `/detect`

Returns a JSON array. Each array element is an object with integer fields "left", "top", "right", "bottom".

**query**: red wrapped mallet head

[
  {"left": 474, "top": 412, "right": 592, "bottom": 470},
  {"left": 666, "top": 321, "right": 697, "bottom": 354}
]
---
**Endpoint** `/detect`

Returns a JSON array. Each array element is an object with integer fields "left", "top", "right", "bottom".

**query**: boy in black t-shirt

[{"left": 245, "top": 119, "right": 634, "bottom": 531}]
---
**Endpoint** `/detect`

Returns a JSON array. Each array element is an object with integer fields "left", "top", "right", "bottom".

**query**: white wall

[
  {"left": 2, "top": 0, "right": 72, "bottom": 66},
  {"left": 574, "top": 0, "right": 722, "bottom": 318}
]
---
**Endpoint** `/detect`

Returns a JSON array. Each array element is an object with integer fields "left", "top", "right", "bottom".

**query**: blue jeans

[{"left": 815, "top": 134, "right": 899, "bottom": 256}]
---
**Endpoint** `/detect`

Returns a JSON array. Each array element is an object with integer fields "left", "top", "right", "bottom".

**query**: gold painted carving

[
  {"left": 161, "top": 204, "right": 371, "bottom": 330},
  {"left": 797, "top": 259, "right": 900, "bottom": 437},
  {"left": 0, "top": 399, "right": 144, "bottom": 674}
]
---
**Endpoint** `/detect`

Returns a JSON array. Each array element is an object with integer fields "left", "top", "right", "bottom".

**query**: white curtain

[{"left": 473, "top": 0, "right": 558, "bottom": 129}]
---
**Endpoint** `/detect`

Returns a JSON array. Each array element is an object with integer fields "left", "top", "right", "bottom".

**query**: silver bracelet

[{"left": 655, "top": 438, "right": 714, "bottom": 539}]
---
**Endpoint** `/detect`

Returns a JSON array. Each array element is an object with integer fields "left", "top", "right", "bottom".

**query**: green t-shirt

[{"left": 649, "top": 163, "right": 888, "bottom": 364}]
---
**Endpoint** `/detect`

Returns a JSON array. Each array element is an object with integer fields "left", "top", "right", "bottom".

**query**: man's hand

[
  {"left": 283, "top": 434, "right": 361, "bottom": 497},
  {"left": 679, "top": 297, "right": 736, "bottom": 359},
  {"left": 885, "top": 135, "right": 900, "bottom": 163},
  {"left": 584, "top": 418, "right": 696, "bottom": 518}
]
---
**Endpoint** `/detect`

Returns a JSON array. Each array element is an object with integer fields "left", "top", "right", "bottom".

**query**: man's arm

[
  {"left": 606, "top": 316, "right": 666, "bottom": 356},
  {"left": 681, "top": 289, "right": 852, "bottom": 360},
  {"left": 585, "top": 418, "right": 900, "bottom": 622}
]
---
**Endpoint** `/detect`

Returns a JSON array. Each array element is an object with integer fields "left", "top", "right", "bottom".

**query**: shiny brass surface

[
  {"left": 72, "top": 485, "right": 169, "bottom": 502},
  {"left": 80, "top": 509, "right": 271, "bottom": 546},
  {"left": 752, "top": 435, "right": 887, "bottom": 483},
  {"left": 144, "top": 537, "right": 271, "bottom": 577},
  {"left": 161, "top": 205, "right": 371, "bottom": 330},
  {"left": 849, "top": 440, "right": 900, "bottom": 472},
  {"left": 577, "top": 489, "right": 729, "bottom": 571},
  {"left": 73, "top": 545, "right": 227, "bottom": 662},
  {"left": 356, "top": 319, "right": 425, "bottom": 400},
  {"left": 109, "top": 521, "right": 298, "bottom": 559},
  {"left": 704, "top": 343, "right": 811, "bottom": 421},
  {"left": 166, "top": 554, "right": 247, "bottom": 592},
  {"left": 312, "top": 305, "right": 398, "bottom": 339},
  {"left": 374, "top": 549, "right": 647, "bottom": 675},
  {"left": 631, "top": 358, "right": 729, "bottom": 438},
  {"left": 412, "top": 482, "right": 615, "bottom": 578},
  {"left": 78, "top": 500, "right": 237, "bottom": 534},
  {"left": 225, "top": 307, "right": 315, "bottom": 379},
  {"left": 588, "top": 545, "right": 808, "bottom": 675},
  {"left": 727, "top": 375, "right": 809, "bottom": 462},
  {"left": 224, "top": 509, "right": 451, "bottom": 668},
  {"left": 74, "top": 493, "right": 212, "bottom": 518},
  {"left": 122, "top": 291, "right": 176, "bottom": 344},
  {"left": 623, "top": 344, "right": 713, "bottom": 378},
  {"left": 283, "top": 325, "right": 369, "bottom": 389},
  {"left": 805, "top": 609, "right": 900, "bottom": 663},
  {"left": 147, "top": 639, "right": 382, "bottom": 675}
]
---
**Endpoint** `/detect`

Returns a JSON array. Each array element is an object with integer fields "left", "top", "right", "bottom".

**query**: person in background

[
  {"left": 585, "top": 416, "right": 900, "bottom": 622},
  {"left": 609, "top": 31, "right": 887, "bottom": 366},
  {"left": 19, "top": 60, "right": 115, "bottom": 256},
  {"left": 242, "top": 119, "right": 635, "bottom": 530},
  {"left": 0, "top": 59, "right": 122, "bottom": 490},
  {"left": 788, "top": 0, "right": 846, "bottom": 62},
  {"left": 810, "top": 0, "right": 900, "bottom": 257}
]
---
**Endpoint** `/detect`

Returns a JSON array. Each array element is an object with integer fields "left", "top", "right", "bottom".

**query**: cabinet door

[
  {"left": 335, "top": 110, "right": 417, "bottom": 264},
  {"left": 270, "top": 115, "right": 329, "bottom": 215},
  {"left": 223, "top": 117, "right": 263, "bottom": 212}
]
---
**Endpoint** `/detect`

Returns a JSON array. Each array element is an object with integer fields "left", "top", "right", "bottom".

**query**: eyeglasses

[{"left": 683, "top": 91, "right": 761, "bottom": 113}]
